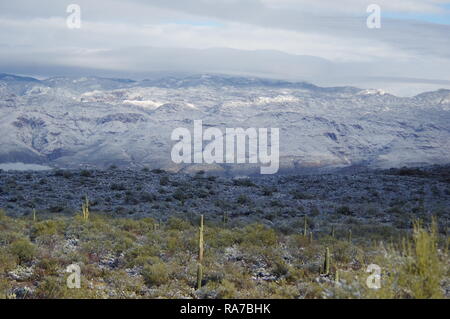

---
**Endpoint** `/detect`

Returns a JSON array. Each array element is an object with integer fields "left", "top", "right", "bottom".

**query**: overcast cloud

[{"left": 0, "top": 0, "right": 449, "bottom": 96}]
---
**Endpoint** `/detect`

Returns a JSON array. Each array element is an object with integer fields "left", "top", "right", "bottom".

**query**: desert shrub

[
  {"left": 116, "top": 218, "right": 143, "bottom": 234},
  {"left": 140, "top": 217, "right": 157, "bottom": 230},
  {"left": 336, "top": 206, "right": 353, "bottom": 215},
  {"left": 54, "top": 169, "right": 72, "bottom": 178},
  {"left": 270, "top": 200, "right": 284, "bottom": 208},
  {"left": 214, "top": 199, "right": 232, "bottom": 209},
  {"left": 236, "top": 194, "right": 251, "bottom": 205},
  {"left": 173, "top": 188, "right": 190, "bottom": 202},
  {"left": 35, "top": 257, "right": 61, "bottom": 277},
  {"left": 140, "top": 192, "right": 156, "bottom": 203},
  {"left": 207, "top": 228, "right": 241, "bottom": 248},
  {"left": 241, "top": 224, "right": 277, "bottom": 246},
  {"left": 125, "top": 245, "right": 159, "bottom": 267},
  {"left": 271, "top": 257, "right": 289, "bottom": 278},
  {"left": 34, "top": 277, "right": 67, "bottom": 299},
  {"left": 166, "top": 217, "right": 190, "bottom": 231},
  {"left": 0, "top": 247, "right": 17, "bottom": 272},
  {"left": 159, "top": 176, "right": 170, "bottom": 186},
  {"left": 0, "top": 229, "right": 24, "bottom": 246},
  {"left": 112, "top": 235, "right": 134, "bottom": 254},
  {"left": 9, "top": 239, "right": 37, "bottom": 264},
  {"left": 289, "top": 234, "right": 311, "bottom": 248},
  {"left": 81, "top": 235, "right": 114, "bottom": 257},
  {"left": 266, "top": 281, "right": 300, "bottom": 298},
  {"left": 233, "top": 179, "right": 256, "bottom": 187},
  {"left": 80, "top": 170, "right": 92, "bottom": 177},
  {"left": 166, "top": 232, "right": 190, "bottom": 254},
  {"left": 291, "top": 191, "right": 314, "bottom": 200},
  {"left": 261, "top": 187, "right": 277, "bottom": 196},
  {"left": 216, "top": 279, "right": 237, "bottom": 298},
  {"left": 395, "top": 167, "right": 424, "bottom": 176},
  {"left": 332, "top": 241, "right": 355, "bottom": 264},
  {"left": 104, "top": 269, "right": 146, "bottom": 297},
  {"left": 111, "top": 183, "right": 126, "bottom": 191},
  {"left": 0, "top": 277, "right": 11, "bottom": 299},
  {"left": 142, "top": 263, "right": 170, "bottom": 286},
  {"left": 31, "top": 220, "right": 64, "bottom": 239},
  {"left": 396, "top": 220, "right": 445, "bottom": 298}
]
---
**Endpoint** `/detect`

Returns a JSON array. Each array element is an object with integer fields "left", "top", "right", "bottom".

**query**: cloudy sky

[{"left": 0, "top": 0, "right": 449, "bottom": 95}]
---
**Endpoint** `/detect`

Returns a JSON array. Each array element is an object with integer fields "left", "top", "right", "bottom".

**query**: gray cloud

[{"left": 0, "top": 0, "right": 449, "bottom": 96}]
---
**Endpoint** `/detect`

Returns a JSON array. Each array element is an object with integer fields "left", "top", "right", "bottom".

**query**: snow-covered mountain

[{"left": 0, "top": 73, "right": 449, "bottom": 174}]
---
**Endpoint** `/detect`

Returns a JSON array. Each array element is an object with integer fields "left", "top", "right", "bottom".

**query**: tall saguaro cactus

[
  {"left": 197, "top": 215, "right": 204, "bottom": 290},
  {"left": 303, "top": 215, "right": 307, "bottom": 237},
  {"left": 81, "top": 195, "right": 90, "bottom": 221},
  {"left": 323, "top": 247, "right": 331, "bottom": 275}
]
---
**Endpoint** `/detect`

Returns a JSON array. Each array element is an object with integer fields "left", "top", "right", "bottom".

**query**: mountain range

[{"left": 0, "top": 72, "right": 449, "bottom": 174}]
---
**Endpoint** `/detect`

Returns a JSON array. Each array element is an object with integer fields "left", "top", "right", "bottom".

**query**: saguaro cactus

[
  {"left": 32, "top": 208, "right": 36, "bottom": 222},
  {"left": 197, "top": 215, "right": 204, "bottom": 289},
  {"left": 330, "top": 225, "right": 335, "bottom": 238},
  {"left": 348, "top": 229, "right": 352, "bottom": 243},
  {"left": 81, "top": 195, "right": 90, "bottom": 221},
  {"left": 323, "top": 247, "right": 331, "bottom": 275},
  {"left": 303, "top": 215, "right": 308, "bottom": 237}
]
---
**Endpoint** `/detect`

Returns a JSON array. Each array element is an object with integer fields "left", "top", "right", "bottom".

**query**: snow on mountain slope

[{"left": 0, "top": 73, "right": 449, "bottom": 173}]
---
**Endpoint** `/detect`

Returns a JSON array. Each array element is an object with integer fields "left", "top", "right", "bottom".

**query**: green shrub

[
  {"left": 142, "top": 263, "right": 170, "bottom": 286},
  {"left": 35, "top": 258, "right": 60, "bottom": 276},
  {"left": 125, "top": 245, "right": 158, "bottom": 267},
  {"left": 0, "top": 247, "right": 17, "bottom": 272},
  {"left": 31, "top": 220, "right": 64, "bottom": 239},
  {"left": 9, "top": 239, "right": 37, "bottom": 264},
  {"left": 397, "top": 220, "right": 445, "bottom": 298},
  {"left": 0, "top": 277, "right": 11, "bottom": 299},
  {"left": 241, "top": 224, "right": 277, "bottom": 246},
  {"left": 34, "top": 277, "right": 66, "bottom": 298},
  {"left": 216, "top": 279, "right": 237, "bottom": 298},
  {"left": 166, "top": 217, "right": 190, "bottom": 231},
  {"left": 207, "top": 228, "right": 241, "bottom": 248}
]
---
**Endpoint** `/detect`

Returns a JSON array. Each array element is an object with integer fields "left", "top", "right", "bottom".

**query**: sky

[{"left": 0, "top": 0, "right": 449, "bottom": 96}]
